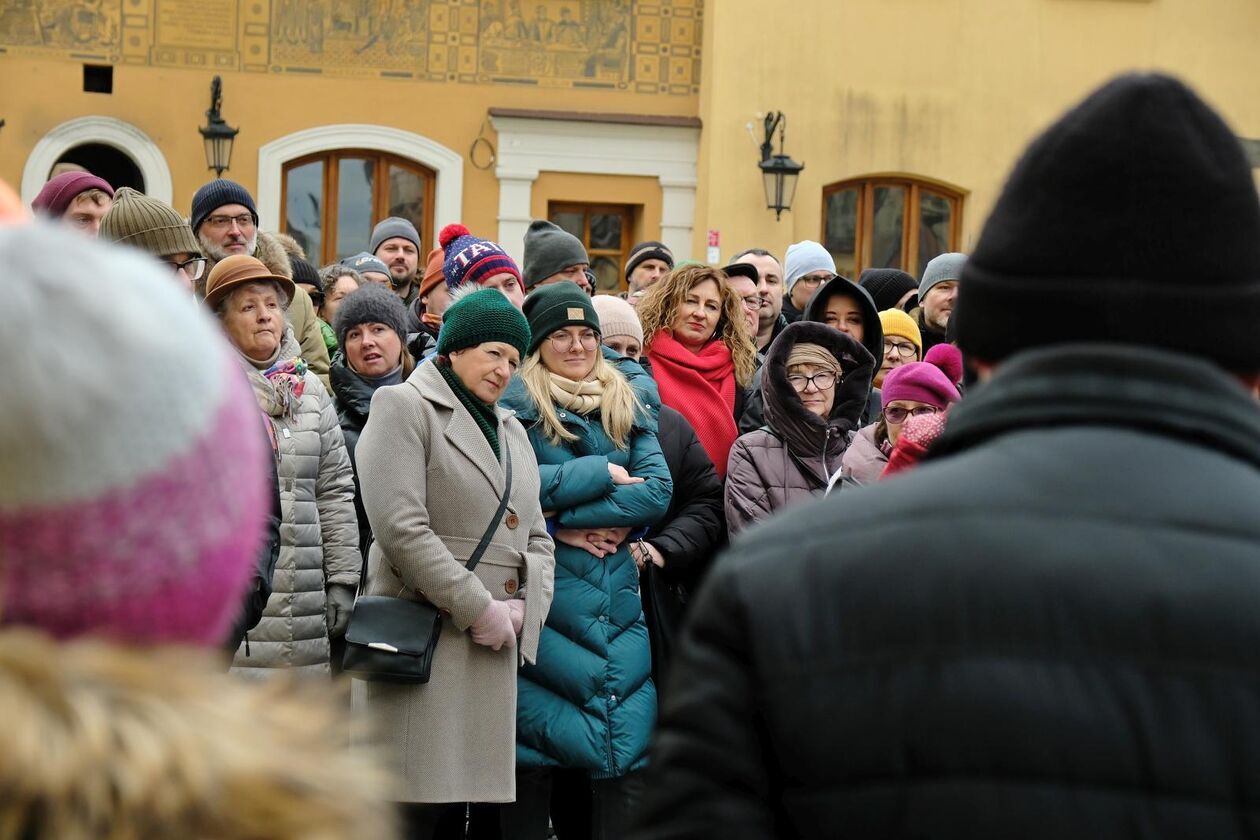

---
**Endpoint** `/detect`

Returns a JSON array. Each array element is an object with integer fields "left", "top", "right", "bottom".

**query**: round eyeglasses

[{"left": 787, "top": 371, "right": 838, "bottom": 392}]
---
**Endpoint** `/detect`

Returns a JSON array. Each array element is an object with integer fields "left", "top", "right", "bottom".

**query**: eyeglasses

[
  {"left": 163, "top": 256, "right": 207, "bottom": 280},
  {"left": 787, "top": 371, "right": 838, "bottom": 392},
  {"left": 884, "top": 405, "right": 939, "bottom": 424},
  {"left": 795, "top": 274, "right": 834, "bottom": 287},
  {"left": 883, "top": 340, "right": 918, "bottom": 359},
  {"left": 739, "top": 295, "right": 760, "bottom": 312},
  {"left": 548, "top": 329, "right": 599, "bottom": 351},
  {"left": 204, "top": 214, "right": 256, "bottom": 231}
]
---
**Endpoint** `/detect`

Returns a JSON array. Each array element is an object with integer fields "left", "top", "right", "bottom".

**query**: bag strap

[
  {"left": 466, "top": 433, "right": 512, "bottom": 574},
  {"left": 355, "top": 434, "right": 514, "bottom": 595}
]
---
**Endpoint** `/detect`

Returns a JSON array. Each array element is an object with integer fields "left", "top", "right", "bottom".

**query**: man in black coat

[{"left": 633, "top": 73, "right": 1260, "bottom": 839}]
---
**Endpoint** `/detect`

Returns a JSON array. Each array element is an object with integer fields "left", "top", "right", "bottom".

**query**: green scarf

[{"left": 438, "top": 362, "right": 500, "bottom": 460}]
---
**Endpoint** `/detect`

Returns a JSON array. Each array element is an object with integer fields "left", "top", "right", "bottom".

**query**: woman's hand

[
  {"left": 555, "top": 527, "right": 632, "bottom": 558},
  {"left": 506, "top": 599, "right": 525, "bottom": 636},
  {"left": 632, "top": 540, "right": 666, "bottom": 571},
  {"left": 608, "top": 463, "right": 645, "bottom": 485},
  {"left": 470, "top": 600, "right": 517, "bottom": 651}
]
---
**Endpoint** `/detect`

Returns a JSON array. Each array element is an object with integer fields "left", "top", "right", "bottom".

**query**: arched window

[
  {"left": 822, "top": 176, "right": 964, "bottom": 279},
  {"left": 281, "top": 150, "right": 435, "bottom": 266}
]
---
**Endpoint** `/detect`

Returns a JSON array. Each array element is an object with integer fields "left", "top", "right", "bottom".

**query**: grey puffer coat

[
  {"left": 725, "top": 321, "right": 874, "bottom": 535},
  {"left": 231, "top": 331, "right": 360, "bottom": 675}
]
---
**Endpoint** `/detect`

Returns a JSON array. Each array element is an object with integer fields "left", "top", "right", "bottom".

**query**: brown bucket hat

[{"left": 204, "top": 254, "right": 296, "bottom": 311}]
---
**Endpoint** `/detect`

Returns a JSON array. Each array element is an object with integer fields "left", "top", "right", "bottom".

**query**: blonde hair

[
  {"left": 520, "top": 350, "right": 641, "bottom": 449},
  {"left": 0, "top": 631, "right": 396, "bottom": 840},
  {"left": 636, "top": 265, "right": 757, "bottom": 387}
]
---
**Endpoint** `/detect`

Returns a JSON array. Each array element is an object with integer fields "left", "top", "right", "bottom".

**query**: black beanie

[
  {"left": 858, "top": 269, "right": 919, "bottom": 312},
  {"left": 523, "top": 281, "right": 600, "bottom": 354},
  {"left": 290, "top": 257, "right": 320, "bottom": 288},
  {"left": 190, "top": 180, "right": 258, "bottom": 234},
  {"left": 954, "top": 72, "right": 1260, "bottom": 370},
  {"left": 624, "top": 240, "right": 674, "bottom": 280}
]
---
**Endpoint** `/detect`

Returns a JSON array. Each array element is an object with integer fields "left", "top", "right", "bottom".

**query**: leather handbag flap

[{"left": 344, "top": 595, "right": 440, "bottom": 657}]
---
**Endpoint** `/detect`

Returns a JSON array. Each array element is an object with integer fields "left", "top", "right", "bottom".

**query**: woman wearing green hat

[
  {"left": 500, "top": 281, "right": 673, "bottom": 839},
  {"left": 351, "top": 288, "right": 555, "bottom": 838}
]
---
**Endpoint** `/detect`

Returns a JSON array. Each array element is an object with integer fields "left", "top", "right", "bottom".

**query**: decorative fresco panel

[{"left": 0, "top": 0, "right": 702, "bottom": 94}]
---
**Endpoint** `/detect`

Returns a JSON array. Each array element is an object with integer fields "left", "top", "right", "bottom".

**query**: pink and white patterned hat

[{"left": 0, "top": 222, "right": 269, "bottom": 646}]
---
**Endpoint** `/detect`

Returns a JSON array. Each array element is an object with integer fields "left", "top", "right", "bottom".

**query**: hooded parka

[
  {"left": 725, "top": 322, "right": 874, "bottom": 534},
  {"left": 740, "top": 278, "right": 884, "bottom": 432},
  {"left": 501, "top": 358, "right": 673, "bottom": 778}
]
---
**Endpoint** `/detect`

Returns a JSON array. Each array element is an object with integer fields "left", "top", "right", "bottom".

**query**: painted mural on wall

[{"left": 0, "top": 0, "right": 701, "bottom": 94}]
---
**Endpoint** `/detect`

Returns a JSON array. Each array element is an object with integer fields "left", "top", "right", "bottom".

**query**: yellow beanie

[{"left": 879, "top": 309, "right": 922, "bottom": 355}]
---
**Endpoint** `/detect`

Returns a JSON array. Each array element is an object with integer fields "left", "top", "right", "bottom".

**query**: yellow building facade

[{"left": 2, "top": 0, "right": 1258, "bottom": 290}]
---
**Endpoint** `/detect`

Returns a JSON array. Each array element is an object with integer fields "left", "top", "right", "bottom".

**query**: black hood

[
  {"left": 803, "top": 276, "right": 884, "bottom": 367},
  {"left": 761, "top": 321, "right": 875, "bottom": 478}
]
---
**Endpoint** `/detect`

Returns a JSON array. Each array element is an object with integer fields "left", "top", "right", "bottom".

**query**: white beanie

[
  {"left": 783, "top": 240, "right": 836, "bottom": 293},
  {"left": 591, "top": 294, "right": 644, "bottom": 344}
]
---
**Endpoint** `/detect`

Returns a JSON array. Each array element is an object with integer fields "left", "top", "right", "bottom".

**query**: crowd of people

[{"left": 5, "top": 70, "right": 1260, "bottom": 838}]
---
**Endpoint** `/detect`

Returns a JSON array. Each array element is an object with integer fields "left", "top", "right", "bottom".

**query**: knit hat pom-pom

[{"left": 440, "top": 223, "right": 471, "bottom": 249}]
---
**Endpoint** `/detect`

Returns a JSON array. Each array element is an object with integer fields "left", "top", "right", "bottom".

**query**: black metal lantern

[
  {"left": 758, "top": 112, "right": 804, "bottom": 220},
  {"left": 199, "top": 76, "right": 238, "bottom": 179}
]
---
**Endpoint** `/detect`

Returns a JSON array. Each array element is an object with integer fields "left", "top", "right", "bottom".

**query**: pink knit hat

[
  {"left": 30, "top": 171, "right": 114, "bottom": 218},
  {"left": 881, "top": 361, "right": 960, "bottom": 410},
  {"left": 923, "top": 344, "right": 964, "bottom": 385},
  {"left": 0, "top": 222, "right": 268, "bottom": 646}
]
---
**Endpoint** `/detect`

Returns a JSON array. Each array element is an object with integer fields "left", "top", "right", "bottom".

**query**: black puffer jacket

[
  {"left": 329, "top": 354, "right": 377, "bottom": 559},
  {"left": 740, "top": 278, "right": 883, "bottom": 432},
  {"left": 635, "top": 343, "right": 1260, "bottom": 839}
]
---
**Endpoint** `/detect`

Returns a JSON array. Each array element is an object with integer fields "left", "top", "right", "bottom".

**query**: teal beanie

[
  {"left": 438, "top": 288, "right": 531, "bottom": 359},
  {"left": 523, "top": 281, "right": 601, "bottom": 354}
]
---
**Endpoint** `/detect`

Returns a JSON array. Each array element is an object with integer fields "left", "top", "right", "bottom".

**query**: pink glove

[
  {"left": 506, "top": 599, "right": 525, "bottom": 636},
  {"left": 470, "top": 600, "right": 517, "bottom": 651}
]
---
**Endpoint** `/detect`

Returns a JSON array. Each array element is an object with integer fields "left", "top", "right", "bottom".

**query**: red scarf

[{"left": 649, "top": 330, "right": 739, "bottom": 479}]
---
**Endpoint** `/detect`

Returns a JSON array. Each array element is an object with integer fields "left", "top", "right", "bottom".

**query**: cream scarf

[{"left": 548, "top": 371, "right": 604, "bottom": 415}]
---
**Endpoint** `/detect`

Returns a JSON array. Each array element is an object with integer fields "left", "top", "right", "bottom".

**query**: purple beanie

[
  {"left": 881, "top": 361, "right": 960, "bottom": 410},
  {"left": 31, "top": 171, "right": 114, "bottom": 217},
  {"left": 439, "top": 223, "right": 521, "bottom": 290},
  {"left": 0, "top": 222, "right": 268, "bottom": 646}
]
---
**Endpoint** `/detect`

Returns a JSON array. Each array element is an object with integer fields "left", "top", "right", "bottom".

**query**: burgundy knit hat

[
  {"left": 31, "top": 171, "right": 114, "bottom": 217},
  {"left": 881, "top": 361, "right": 959, "bottom": 410}
]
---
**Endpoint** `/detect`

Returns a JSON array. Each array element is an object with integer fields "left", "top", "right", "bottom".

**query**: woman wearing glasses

[
  {"left": 724, "top": 321, "right": 875, "bottom": 535},
  {"left": 876, "top": 308, "right": 924, "bottom": 387},
  {"left": 842, "top": 358, "right": 960, "bottom": 485},
  {"left": 500, "top": 281, "right": 672, "bottom": 839}
]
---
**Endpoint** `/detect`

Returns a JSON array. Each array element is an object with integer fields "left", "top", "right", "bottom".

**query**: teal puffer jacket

[{"left": 501, "top": 359, "right": 673, "bottom": 778}]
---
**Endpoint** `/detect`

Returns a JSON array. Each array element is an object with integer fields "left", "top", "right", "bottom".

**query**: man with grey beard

[{"left": 190, "top": 179, "right": 331, "bottom": 389}]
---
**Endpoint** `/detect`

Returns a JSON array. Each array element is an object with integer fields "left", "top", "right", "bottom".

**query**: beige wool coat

[{"left": 351, "top": 361, "right": 555, "bottom": 804}]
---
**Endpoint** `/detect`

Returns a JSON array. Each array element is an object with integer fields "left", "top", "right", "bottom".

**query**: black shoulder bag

[{"left": 342, "top": 436, "right": 513, "bottom": 684}]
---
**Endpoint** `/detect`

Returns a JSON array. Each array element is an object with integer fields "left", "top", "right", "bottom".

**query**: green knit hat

[
  {"left": 100, "top": 187, "right": 202, "bottom": 259},
  {"left": 523, "top": 281, "right": 601, "bottom": 354},
  {"left": 438, "top": 288, "right": 531, "bottom": 359}
]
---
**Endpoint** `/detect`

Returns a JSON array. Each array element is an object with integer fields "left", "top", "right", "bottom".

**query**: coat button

[
  {"left": 390, "top": 565, "right": 402, "bottom": 577},
  {"left": 505, "top": 579, "right": 518, "bottom": 595},
  {"left": 505, "top": 513, "right": 520, "bottom": 529}
]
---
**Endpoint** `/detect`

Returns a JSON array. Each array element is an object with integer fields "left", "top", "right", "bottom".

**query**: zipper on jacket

[{"left": 606, "top": 691, "right": 619, "bottom": 776}]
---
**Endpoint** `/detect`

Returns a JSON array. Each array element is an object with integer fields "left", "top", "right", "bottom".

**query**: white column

[
  {"left": 659, "top": 178, "right": 697, "bottom": 262},
  {"left": 496, "top": 168, "right": 539, "bottom": 266}
]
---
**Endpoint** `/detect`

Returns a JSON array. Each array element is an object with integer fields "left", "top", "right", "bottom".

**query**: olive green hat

[{"left": 437, "top": 287, "right": 531, "bottom": 359}]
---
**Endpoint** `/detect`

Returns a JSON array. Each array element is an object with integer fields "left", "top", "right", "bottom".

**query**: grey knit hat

[
  {"left": 919, "top": 252, "right": 966, "bottom": 298},
  {"left": 522, "top": 220, "right": 588, "bottom": 290},
  {"left": 369, "top": 217, "right": 421, "bottom": 255},
  {"left": 333, "top": 282, "right": 410, "bottom": 349}
]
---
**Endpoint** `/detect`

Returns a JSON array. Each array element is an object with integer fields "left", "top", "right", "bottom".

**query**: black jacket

[
  {"left": 329, "top": 355, "right": 376, "bottom": 559},
  {"left": 635, "top": 344, "right": 1260, "bottom": 839},
  {"left": 646, "top": 404, "right": 725, "bottom": 591}
]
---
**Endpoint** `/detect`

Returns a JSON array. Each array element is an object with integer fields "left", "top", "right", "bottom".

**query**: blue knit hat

[{"left": 439, "top": 223, "right": 521, "bottom": 291}]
